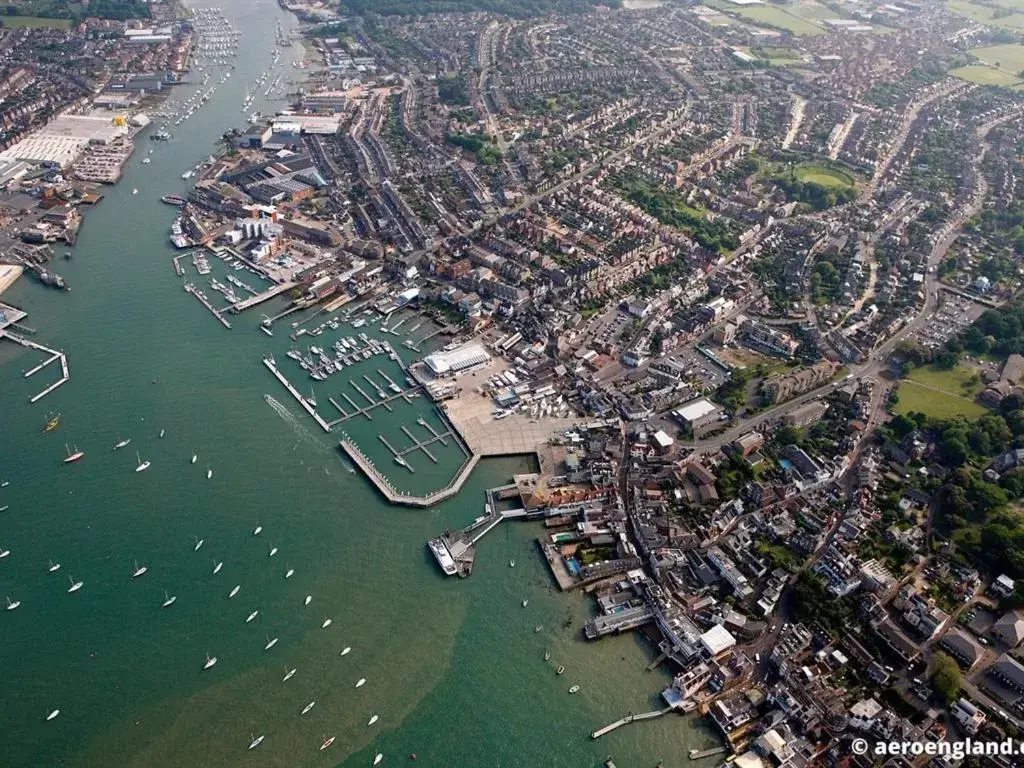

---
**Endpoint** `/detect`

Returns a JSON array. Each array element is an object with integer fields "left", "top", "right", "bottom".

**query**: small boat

[
  {"left": 556, "top": 666, "right": 565, "bottom": 675},
  {"left": 253, "top": 526, "right": 262, "bottom": 536},
  {"left": 341, "top": 646, "right": 351, "bottom": 656},
  {"left": 5, "top": 596, "right": 19, "bottom": 610},
  {"left": 509, "top": 560, "right": 515, "bottom": 568},
  {"left": 44, "top": 413, "right": 61, "bottom": 432},
  {"left": 248, "top": 734, "right": 264, "bottom": 750},
  {"left": 159, "top": 429, "right": 165, "bottom": 438},
  {"left": 64, "top": 444, "right": 84, "bottom": 464},
  {"left": 522, "top": 600, "right": 528, "bottom": 608},
  {"left": 67, "top": 577, "right": 83, "bottom": 593},
  {"left": 135, "top": 451, "right": 150, "bottom": 473},
  {"left": 48, "top": 560, "right": 61, "bottom": 573},
  {"left": 367, "top": 714, "right": 379, "bottom": 726},
  {"left": 269, "top": 546, "right": 278, "bottom": 558},
  {"left": 264, "top": 635, "right": 278, "bottom": 651},
  {"left": 46, "top": 709, "right": 60, "bottom": 721},
  {"left": 0, "top": 506, "right": 6, "bottom": 513},
  {"left": 191, "top": 454, "right": 197, "bottom": 464},
  {"left": 206, "top": 467, "right": 212, "bottom": 479},
  {"left": 534, "top": 625, "right": 543, "bottom": 633},
  {"left": 0, "top": 548, "right": 8, "bottom": 559},
  {"left": 162, "top": 591, "right": 176, "bottom": 608},
  {"left": 213, "top": 561, "right": 223, "bottom": 575},
  {"left": 114, "top": 436, "right": 131, "bottom": 450},
  {"left": 203, "top": 654, "right": 217, "bottom": 670},
  {"left": 0, "top": 481, "right": 6, "bottom": 487},
  {"left": 283, "top": 667, "right": 296, "bottom": 682},
  {"left": 132, "top": 560, "right": 147, "bottom": 579},
  {"left": 229, "top": 585, "right": 240, "bottom": 598},
  {"left": 304, "top": 595, "right": 312, "bottom": 606},
  {"left": 246, "top": 610, "right": 259, "bottom": 623},
  {"left": 301, "top": 700, "right": 316, "bottom": 715},
  {"left": 374, "top": 754, "right": 383, "bottom": 766},
  {"left": 285, "top": 568, "right": 294, "bottom": 579},
  {"left": 569, "top": 685, "right": 580, "bottom": 694},
  {"left": 132, "top": 188, "right": 138, "bottom": 195},
  {"left": 321, "top": 736, "right": 336, "bottom": 751},
  {"left": 355, "top": 678, "right": 365, "bottom": 688},
  {"left": 321, "top": 618, "right": 332, "bottom": 629},
  {"left": 544, "top": 651, "right": 551, "bottom": 661}
]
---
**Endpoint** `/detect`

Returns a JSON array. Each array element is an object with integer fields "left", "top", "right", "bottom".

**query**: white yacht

[
  {"left": 229, "top": 585, "right": 240, "bottom": 598},
  {"left": 264, "top": 636, "right": 278, "bottom": 651},
  {"left": 301, "top": 700, "right": 315, "bottom": 715},
  {"left": 355, "top": 678, "right": 366, "bottom": 688},
  {"left": 213, "top": 561, "right": 223, "bottom": 575},
  {"left": 367, "top": 715, "right": 379, "bottom": 726},
  {"left": 5, "top": 596, "right": 19, "bottom": 610},
  {"left": 248, "top": 734, "right": 264, "bottom": 750},
  {"left": 67, "top": 577, "right": 83, "bottom": 593},
  {"left": 46, "top": 709, "right": 60, "bottom": 721},
  {"left": 191, "top": 454, "right": 198, "bottom": 464},
  {"left": 283, "top": 667, "right": 296, "bottom": 682},
  {"left": 321, "top": 618, "right": 332, "bottom": 629},
  {"left": 285, "top": 568, "right": 294, "bottom": 579},
  {"left": 135, "top": 451, "right": 150, "bottom": 473},
  {"left": 374, "top": 754, "right": 384, "bottom": 766},
  {"left": 253, "top": 526, "right": 262, "bottom": 536},
  {"left": 194, "top": 538, "right": 204, "bottom": 552},
  {"left": 341, "top": 646, "right": 351, "bottom": 656},
  {"left": 203, "top": 654, "right": 217, "bottom": 670},
  {"left": 268, "top": 546, "right": 277, "bottom": 557},
  {"left": 304, "top": 595, "right": 312, "bottom": 605},
  {"left": 48, "top": 560, "right": 60, "bottom": 573},
  {"left": 0, "top": 548, "right": 9, "bottom": 559},
  {"left": 162, "top": 591, "right": 176, "bottom": 608},
  {"left": 132, "top": 561, "right": 148, "bottom": 578},
  {"left": 206, "top": 467, "right": 213, "bottom": 479},
  {"left": 246, "top": 610, "right": 259, "bottom": 623}
]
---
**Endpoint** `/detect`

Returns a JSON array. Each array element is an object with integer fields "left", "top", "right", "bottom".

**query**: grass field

[
  {"left": 895, "top": 381, "right": 988, "bottom": 419},
  {"left": 947, "top": 0, "right": 1024, "bottom": 28},
  {"left": 970, "top": 43, "right": 1024, "bottom": 72},
  {"left": 951, "top": 65, "right": 1023, "bottom": 86},
  {"left": 794, "top": 163, "right": 855, "bottom": 188},
  {"left": 2, "top": 15, "right": 72, "bottom": 28},
  {"left": 726, "top": 4, "right": 827, "bottom": 35},
  {"left": 907, "top": 364, "right": 985, "bottom": 397}
]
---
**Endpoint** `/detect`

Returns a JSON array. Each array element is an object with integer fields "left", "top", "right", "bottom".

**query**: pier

[
  {"left": 184, "top": 282, "right": 232, "bottom": 329},
  {"left": 0, "top": 331, "right": 70, "bottom": 402},
  {"left": 263, "top": 356, "right": 332, "bottom": 432},
  {"left": 339, "top": 437, "right": 479, "bottom": 508},
  {"left": 591, "top": 707, "right": 674, "bottom": 740},
  {"left": 400, "top": 425, "right": 439, "bottom": 463},
  {"left": 378, "top": 434, "right": 415, "bottom": 473},
  {"left": 689, "top": 747, "right": 729, "bottom": 760},
  {"left": 230, "top": 280, "right": 296, "bottom": 313},
  {"left": 416, "top": 417, "right": 449, "bottom": 446},
  {"left": 328, "top": 396, "right": 348, "bottom": 417},
  {"left": 172, "top": 255, "right": 184, "bottom": 277}
]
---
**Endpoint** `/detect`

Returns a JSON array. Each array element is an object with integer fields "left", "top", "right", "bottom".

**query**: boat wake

[{"left": 264, "top": 394, "right": 325, "bottom": 451}]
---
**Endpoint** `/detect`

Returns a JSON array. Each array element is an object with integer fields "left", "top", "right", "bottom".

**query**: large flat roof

[{"left": 673, "top": 397, "right": 720, "bottom": 422}]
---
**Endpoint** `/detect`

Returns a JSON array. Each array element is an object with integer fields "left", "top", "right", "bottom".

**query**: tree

[{"left": 930, "top": 652, "right": 962, "bottom": 704}]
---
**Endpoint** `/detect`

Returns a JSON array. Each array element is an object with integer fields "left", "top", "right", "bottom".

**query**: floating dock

[
  {"left": 184, "top": 282, "right": 232, "bottom": 329},
  {"left": 0, "top": 331, "right": 70, "bottom": 402},
  {"left": 263, "top": 356, "right": 331, "bottom": 432}
]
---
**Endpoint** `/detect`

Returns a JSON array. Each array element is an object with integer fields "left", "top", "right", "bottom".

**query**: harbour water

[{"left": 0, "top": 1, "right": 717, "bottom": 766}]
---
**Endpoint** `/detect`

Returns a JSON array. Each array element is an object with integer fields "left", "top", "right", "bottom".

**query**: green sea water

[{"left": 0, "top": 1, "right": 718, "bottom": 766}]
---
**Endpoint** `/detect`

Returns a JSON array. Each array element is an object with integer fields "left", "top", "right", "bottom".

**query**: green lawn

[
  {"left": 968, "top": 43, "right": 1024, "bottom": 79},
  {"left": 895, "top": 381, "right": 987, "bottom": 420},
  {"left": 947, "top": 0, "right": 1024, "bottom": 28},
  {"left": 795, "top": 163, "right": 855, "bottom": 188},
  {"left": 1, "top": 15, "right": 72, "bottom": 28},
  {"left": 907, "top": 364, "right": 984, "bottom": 397},
  {"left": 951, "top": 65, "right": 1022, "bottom": 87},
  {"left": 706, "top": 1, "right": 827, "bottom": 35}
]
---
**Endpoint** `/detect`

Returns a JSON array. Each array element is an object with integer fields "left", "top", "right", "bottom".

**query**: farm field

[
  {"left": 2, "top": 14, "right": 72, "bottom": 27},
  {"left": 951, "top": 65, "right": 1023, "bottom": 87}
]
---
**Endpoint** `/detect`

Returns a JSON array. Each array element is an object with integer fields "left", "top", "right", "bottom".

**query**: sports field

[
  {"left": 794, "top": 164, "right": 855, "bottom": 188},
  {"left": 952, "top": 65, "right": 1023, "bottom": 87}
]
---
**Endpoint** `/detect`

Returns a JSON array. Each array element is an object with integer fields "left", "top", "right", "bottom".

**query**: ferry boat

[
  {"left": 428, "top": 538, "right": 457, "bottom": 576},
  {"left": 161, "top": 194, "right": 188, "bottom": 206}
]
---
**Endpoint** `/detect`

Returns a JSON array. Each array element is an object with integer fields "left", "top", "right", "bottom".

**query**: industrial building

[
  {"left": 423, "top": 344, "right": 491, "bottom": 378},
  {"left": 0, "top": 114, "right": 128, "bottom": 169}
]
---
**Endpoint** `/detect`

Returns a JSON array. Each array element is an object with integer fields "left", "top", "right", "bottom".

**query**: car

[
  {"left": 980, "top": 637, "right": 991, "bottom": 646},
  {"left": 755, "top": 653, "right": 761, "bottom": 664}
]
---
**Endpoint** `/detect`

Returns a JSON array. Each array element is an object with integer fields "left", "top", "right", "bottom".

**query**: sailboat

[
  {"left": 135, "top": 451, "right": 150, "bottom": 473},
  {"left": 162, "top": 590, "right": 176, "bottom": 608},
  {"left": 0, "top": 548, "right": 9, "bottom": 559},
  {"left": 132, "top": 560, "right": 148, "bottom": 578},
  {"left": 191, "top": 454, "right": 197, "bottom": 464},
  {"left": 509, "top": 559, "right": 515, "bottom": 568},
  {"left": 159, "top": 429, "right": 165, "bottom": 438},
  {"left": 367, "top": 715, "right": 379, "bottom": 726},
  {"left": 300, "top": 700, "right": 316, "bottom": 715},
  {"left": 321, "top": 618, "right": 332, "bottom": 629},
  {"left": 285, "top": 568, "right": 294, "bottom": 579},
  {"left": 307, "top": 387, "right": 317, "bottom": 409},
  {"left": 522, "top": 599, "right": 529, "bottom": 608},
  {"left": 268, "top": 546, "right": 277, "bottom": 557},
  {"left": 341, "top": 646, "right": 351, "bottom": 656},
  {"left": 67, "top": 577, "right": 83, "bottom": 593},
  {"left": 320, "top": 736, "right": 336, "bottom": 751},
  {"left": 544, "top": 651, "right": 551, "bottom": 661},
  {"left": 114, "top": 435, "right": 131, "bottom": 450},
  {"left": 63, "top": 444, "right": 84, "bottom": 464},
  {"left": 248, "top": 734, "right": 264, "bottom": 750},
  {"left": 194, "top": 537, "right": 204, "bottom": 552},
  {"left": 374, "top": 754, "right": 384, "bottom": 766},
  {"left": 203, "top": 654, "right": 217, "bottom": 670},
  {"left": 246, "top": 610, "right": 259, "bottom": 623},
  {"left": 5, "top": 596, "right": 19, "bottom": 610},
  {"left": 212, "top": 560, "right": 223, "bottom": 575},
  {"left": 283, "top": 667, "right": 296, "bottom": 682},
  {"left": 44, "top": 413, "right": 61, "bottom": 432},
  {"left": 355, "top": 678, "right": 365, "bottom": 688},
  {"left": 264, "top": 635, "right": 278, "bottom": 651},
  {"left": 46, "top": 709, "right": 60, "bottom": 721},
  {"left": 229, "top": 585, "right": 240, "bottom": 598},
  {"left": 253, "top": 526, "right": 262, "bottom": 536},
  {"left": 48, "top": 560, "right": 61, "bottom": 573},
  {"left": 304, "top": 595, "right": 312, "bottom": 605},
  {"left": 206, "top": 467, "right": 212, "bottom": 479}
]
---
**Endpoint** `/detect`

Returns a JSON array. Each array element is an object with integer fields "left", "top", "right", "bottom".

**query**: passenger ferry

[{"left": 428, "top": 538, "right": 457, "bottom": 576}]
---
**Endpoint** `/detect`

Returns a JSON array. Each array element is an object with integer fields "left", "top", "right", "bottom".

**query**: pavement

[{"left": 0, "top": 264, "right": 22, "bottom": 298}]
